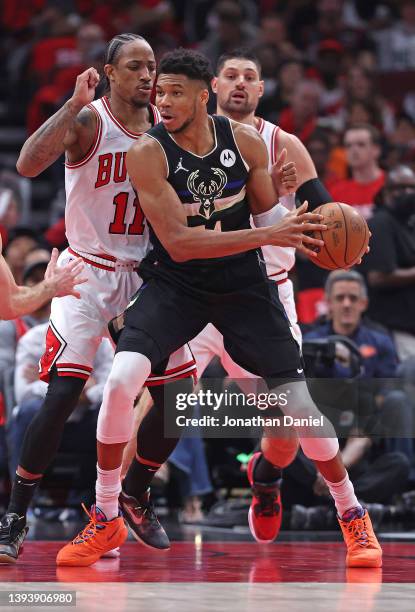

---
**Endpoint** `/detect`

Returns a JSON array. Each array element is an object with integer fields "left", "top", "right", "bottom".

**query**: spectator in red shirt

[
  {"left": 278, "top": 80, "right": 323, "bottom": 144},
  {"left": 330, "top": 123, "right": 385, "bottom": 219}
]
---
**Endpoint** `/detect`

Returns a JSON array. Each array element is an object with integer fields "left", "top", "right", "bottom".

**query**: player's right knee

[
  {"left": 105, "top": 351, "right": 152, "bottom": 404},
  {"left": 97, "top": 352, "right": 151, "bottom": 445},
  {"left": 261, "top": 429, "right": 299, "bottom": 468}
]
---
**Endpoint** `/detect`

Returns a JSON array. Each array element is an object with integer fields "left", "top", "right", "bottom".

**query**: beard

[
  {"left": 166, "top": 104, "right": 196, "bottom": 134},
  {"left": 131, "top": 97, "right": 151, "bottom": 109},
  {"left": 220, "top": 95, "right": 257, "bottom": 118}
]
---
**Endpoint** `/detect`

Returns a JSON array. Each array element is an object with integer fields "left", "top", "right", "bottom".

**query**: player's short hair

[
  {"left": 345, "top": 123, "right": 381, "bottom": 146},
  {"left": 216, "top": 48, "right": 262, "bottom": 77},
  {"left": 325, "top": 270, "right": 368, "bottom": 298},
  {"left": 103, "top": 33, "right": 149, "bottom": 90},
  {"left": 105, "top": 33, "right": 147, "bottom": 66},
  {"left": 158, "top": 49, "right": 213, "bottom": 88}
]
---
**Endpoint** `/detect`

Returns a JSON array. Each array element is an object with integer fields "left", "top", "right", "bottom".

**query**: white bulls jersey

[
  {"left": 65, "top": 95, "right": 161, "bottom": 262},
  {"left": 256, "top": 117, "right": 296, "bottom": 278}
]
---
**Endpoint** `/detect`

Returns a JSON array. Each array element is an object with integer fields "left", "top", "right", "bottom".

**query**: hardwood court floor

[{"left": 0, "top": 540, "right": 414, "bottom": 611}]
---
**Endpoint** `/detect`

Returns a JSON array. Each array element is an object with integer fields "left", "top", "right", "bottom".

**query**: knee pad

[
  {"left": 97, "top": 352, "right": 151, "bottom": 445},
  {"left": 271, "top": 380, "right": 339, "bottom": 462}
]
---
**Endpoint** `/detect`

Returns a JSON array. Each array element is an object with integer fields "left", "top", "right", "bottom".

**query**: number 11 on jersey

[{"left": 109, "top": 192, "right": 145, "bottom": 235}]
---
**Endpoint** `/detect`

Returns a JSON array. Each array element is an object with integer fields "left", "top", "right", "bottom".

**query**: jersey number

[{"left": 109, "top": 192, "right": 145, "bottom": 235}]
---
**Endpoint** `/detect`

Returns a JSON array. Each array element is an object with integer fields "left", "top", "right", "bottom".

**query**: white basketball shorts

[{"left": 39, "top": 248, "right": 196, "bottom": 385}]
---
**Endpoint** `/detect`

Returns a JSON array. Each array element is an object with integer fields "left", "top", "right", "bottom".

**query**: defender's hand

[
  {"left": 44, "top": 249, "right": 87, "bottom": 299},
  {"left": 270, "top": 148, "right": 298, "bottom": 196}
]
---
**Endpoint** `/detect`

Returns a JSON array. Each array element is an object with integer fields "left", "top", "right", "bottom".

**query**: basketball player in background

[
  {"left": 0, "top": 238, "right": 85, "bottom": 320},
  {"left": 0, "top": 34, "right": 195, "bottom": 565},
  {"left": 192, "top": 49, "right": 338, "bottom": 543},
  {"left": 60, "top": 49, "right": 381, "bottom": 568}
]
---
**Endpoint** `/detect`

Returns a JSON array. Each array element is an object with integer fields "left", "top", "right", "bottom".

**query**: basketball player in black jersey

[{"left": 60, "top": 49, "right": 381, "bottom": 568}]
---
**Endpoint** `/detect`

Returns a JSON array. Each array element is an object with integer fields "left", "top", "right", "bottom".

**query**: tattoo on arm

[{"left": 18, "top": 103, "right": 93, "bottom": 173}]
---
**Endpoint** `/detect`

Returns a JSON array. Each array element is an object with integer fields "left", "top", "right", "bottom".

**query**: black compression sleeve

[{"left": 296, "top": 178, "right": 332, "bottom": 211}]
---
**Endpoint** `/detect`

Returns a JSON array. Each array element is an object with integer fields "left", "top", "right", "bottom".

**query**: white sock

[
  {"left": 324, "top": 473, "right": 361, "bottom": 518},
  {"left": 96, "top": 465, "right": 122, "bottom": 520}
]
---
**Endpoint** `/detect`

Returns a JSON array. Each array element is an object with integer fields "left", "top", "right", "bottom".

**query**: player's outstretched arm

[
  {"left": 270, "top": 129, "right": 332, "bottom": 210},
  {"left": 233, "top": 123, "right": 327, "bottom": 257},
  {"left": 126, "top": 138, "right": 326, "bottom": 262},
  {"left": 16, "top": 67, "right": 100, "bottom": 177},
  {"left": 0, "top": 241, "right": 87, "bottom": 320}
]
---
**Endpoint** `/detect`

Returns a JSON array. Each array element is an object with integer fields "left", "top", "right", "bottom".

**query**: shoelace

[
  {"left": 133, "top": 502, "right": 159, "bottom": 525},
  {"left": 72, "top": 504, "right": 105, "bottom": 545},
  {"left": 253, "top": 488, "right": 280, "bottom": 517},
  {"left": 347, "top": 517, "right": 370, "bottom": 547},
  {"left": 0, "top": 516, "right": 22, "bottom": 541}
]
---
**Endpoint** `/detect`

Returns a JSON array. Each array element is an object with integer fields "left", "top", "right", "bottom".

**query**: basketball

[{"left": 307, "top": 202, "right": 370, "bottom": 270}]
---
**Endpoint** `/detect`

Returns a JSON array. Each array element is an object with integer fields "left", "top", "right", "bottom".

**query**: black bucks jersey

[
  {"left": 142, "top": 115, "right": 255, "bottom": 274},
  {"left": 123, "top": 116, "right": 304, "bottom": 382}
]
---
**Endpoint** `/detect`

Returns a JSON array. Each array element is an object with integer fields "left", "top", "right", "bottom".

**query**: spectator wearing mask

[{"left": 363, "top": 165, "right": 415, "bottom": 360}]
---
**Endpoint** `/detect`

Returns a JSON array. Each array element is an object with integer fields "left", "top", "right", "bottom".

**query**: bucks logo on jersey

[
  {"left": 187, "top": 168, "right": 227, "bottom": 220},
  {"left": 145, "top": 115, "right": 251, "bottom": 255}
]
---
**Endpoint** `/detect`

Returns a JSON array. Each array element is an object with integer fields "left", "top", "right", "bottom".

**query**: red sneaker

[{"left": 247, "top": 452, "right": 282, "bottom": 543}]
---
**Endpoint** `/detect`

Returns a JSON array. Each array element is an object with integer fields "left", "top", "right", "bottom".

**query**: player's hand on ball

[
  {"left": 347, "top": 232, "right": 371, "bottom": 266},
  {"left": 44, "top": 249, "right": 87, "bottom": 299},
  {"left": 69, "top": 67, "right": 100, "bottom": 112},
  {"left": 269, "top": 201, "right": 327, "bottom": 256},
  {"left": 270, "top": 148, "right": 297, "bottom": 196}
]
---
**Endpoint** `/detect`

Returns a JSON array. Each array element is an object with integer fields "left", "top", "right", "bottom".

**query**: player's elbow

[
  {"left": 0, "top": 300, "right": 15, "bottom": 321},
  {"left": 166, "top": 243, "right": 191, "bottom": 262},
  {"left": 16, "top": 156, "right": 40, "bottom": 178},
  {"left": 163, "top": 231, "right": 193, "bottom": 262}
]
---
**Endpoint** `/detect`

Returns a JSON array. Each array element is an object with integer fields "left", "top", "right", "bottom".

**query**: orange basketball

[{"left": 307, "top": 202, "right": 370, "bottom": 270}]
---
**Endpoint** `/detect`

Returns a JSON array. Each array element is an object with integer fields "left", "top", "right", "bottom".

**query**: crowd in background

[{"left": 1, "top": 0, "right": 415, "bottom": 529}]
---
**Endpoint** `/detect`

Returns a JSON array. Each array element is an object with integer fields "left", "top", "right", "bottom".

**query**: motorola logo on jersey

[
  {"left": 220, "top": 149, "right": 236, "bottom": 168},
  {"left": 187, "top": 168, "right": 227, "bottom": 220}
]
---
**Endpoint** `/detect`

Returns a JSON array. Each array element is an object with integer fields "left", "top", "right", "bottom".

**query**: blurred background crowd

[{"left": 1, "top": 0, "right": 415, "bottom": 533}]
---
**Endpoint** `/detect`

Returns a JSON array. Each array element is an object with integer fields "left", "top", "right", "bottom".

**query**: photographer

[{"left": 282, "top": 270, "right": 410, "bottom": 526}]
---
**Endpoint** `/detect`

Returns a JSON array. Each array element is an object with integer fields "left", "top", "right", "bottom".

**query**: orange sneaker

[
  {"left": 56, "top": 504, "right": 128, "bottom": 567},
  {"left": 338, "top": 507, "right": 382, "bottom": 568}
]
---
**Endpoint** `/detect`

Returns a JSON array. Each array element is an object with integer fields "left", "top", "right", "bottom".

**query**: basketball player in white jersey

[
  {"left": 0, "top": 34, "right": 195, "bottom": 564},
  {"left": 189, "top": 49, "right": 337, "bottom": 544}
]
